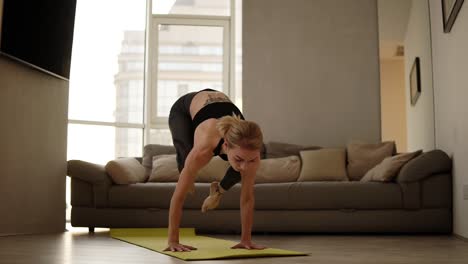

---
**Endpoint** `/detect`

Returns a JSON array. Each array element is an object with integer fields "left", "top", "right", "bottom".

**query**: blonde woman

[{"left": 165, "top": 88, "right": 266, "bottom": 252}]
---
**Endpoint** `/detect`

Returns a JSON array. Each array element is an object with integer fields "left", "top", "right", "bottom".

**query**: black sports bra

[
  {"left": 192, "top": 102, "right": 244, "bottom": 129},
  {"left": 213, "top": 138, "right": 228, "bottom": 161},
  {"left": 192, "top": 96, "right": 244, "bottom": 161}
]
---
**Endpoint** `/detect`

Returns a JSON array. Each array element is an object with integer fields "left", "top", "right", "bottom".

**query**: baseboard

[{"left": 454, "top": 233, "right": 468, "bottom": 242}]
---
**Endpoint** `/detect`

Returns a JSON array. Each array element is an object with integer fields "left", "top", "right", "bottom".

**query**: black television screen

[{"left": 0, "top": 0, "right": 77, "bottom": 80}]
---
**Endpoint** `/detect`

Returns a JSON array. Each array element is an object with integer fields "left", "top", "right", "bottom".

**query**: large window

[
  {"left": 68, "top": 0, "right": 146, "bottom": 163},
  {"left": 68, "top": 0, "right": 240, "bottom": 163},
  {"left": 67, "top": 1, "right": 242, "bottom": 218},
  {"left": 66, "top": 0, "right": 146, "bottom": 221},
  {"left": 148, "top": 20, "right": 229, "bottom": 129},
  {"left": 146, "top": 0, "right": 240, "bottom": 143}
]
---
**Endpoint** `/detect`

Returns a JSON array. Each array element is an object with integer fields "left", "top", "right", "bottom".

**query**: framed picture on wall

[
  {"left": 442, "top": 0, "right": 465, "bottom": 33},
  {"left": 410, "top": 57, "right": 421, "bottom": 106}
]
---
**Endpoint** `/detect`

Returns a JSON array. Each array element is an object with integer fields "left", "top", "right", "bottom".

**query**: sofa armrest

[
  {"left": 67, "top": 160, "right": 112, "bottom": 207},
  {"left": 396, "top": 150, "right": 452, "bottom": 183},
  {"left": 67, "top": 160, "right": 111, "bottom": 184}
]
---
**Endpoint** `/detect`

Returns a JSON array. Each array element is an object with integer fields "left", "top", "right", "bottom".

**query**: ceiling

[{"left": 378, "top": 0, "right": 412, "bottom": 60}]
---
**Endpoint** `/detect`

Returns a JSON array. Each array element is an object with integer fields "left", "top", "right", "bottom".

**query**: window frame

[
  {"left": 146, "top": 14, "right": 231, "bottom": 138},
  {"left": 67, "top": 0, "right": 240, "bottom": 149}
]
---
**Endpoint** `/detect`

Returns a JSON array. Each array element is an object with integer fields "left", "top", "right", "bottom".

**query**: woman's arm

[
  {"left": 232, "top": 161, "right": 266, "bottom": 250},
  {"left": 165, "top": 147, "right": 212, "bottom": 251},
  {"left": 166, "top": 120, "right": 221, "bottom": 252},
  {"left": 240, "top": 170, "right": 255, "bottom": 243}
]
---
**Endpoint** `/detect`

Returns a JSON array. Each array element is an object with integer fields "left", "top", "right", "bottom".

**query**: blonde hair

[{"left": 216, "top": 115, "right": 263, "bottom": 150}]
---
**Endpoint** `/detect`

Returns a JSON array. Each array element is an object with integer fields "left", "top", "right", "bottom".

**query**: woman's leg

[
  {"left": 201, "top": 167, "right": 241, "bottom": 212},
  {"left": 219, "top": 167, "right": 241, "bottom": 191},
  {"left": 168, "top": 98, "right": 194, "bottom": 172}
]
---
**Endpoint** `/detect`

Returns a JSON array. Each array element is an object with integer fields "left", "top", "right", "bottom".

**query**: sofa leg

[{"left": 89, "top": 227, "right": 95, "bottom": 233}]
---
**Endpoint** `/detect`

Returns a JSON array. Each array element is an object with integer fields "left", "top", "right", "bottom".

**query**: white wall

[
  {"left": 430, "top": 0, "right": 468, "bottom": 239},
  {"left": 243, "top": 0, "right": 381, "bottom": 147},
  {"left": 404, "top": 0, "right": 435, "bottom": 152},
  {"left": 380, "top": 59, "right": 407, "bottom": 152},
  {"left": 0, "top": 57, "right": 68, "bottom": 235}
]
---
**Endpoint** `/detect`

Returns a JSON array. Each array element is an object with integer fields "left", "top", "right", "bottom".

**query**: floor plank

[{"left": 1, "top": 226, "right": 467, "bottom": 264}]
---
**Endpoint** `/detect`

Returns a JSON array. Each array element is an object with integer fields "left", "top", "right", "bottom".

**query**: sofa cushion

[
  {"left": 265, "top": 141, "right": 321, "bottom": 159},
  {"left": 108, "top": 183, "right": 213, "bottom": 209},
  {"left": 147, "top": 154, "right": 229, "bottom": 183},
  {"left": 255, "top": 156, "right": 301, "bottom": 183},
  {"left": 298, "top": 148, "right": 348, "bottom": 181},
  {"left": 109, "top": 183, "right": 178, "bottom": 208},
  {"left": 108, "top": 181, "right": 404, "bottom": 210},
  {"left": 277, "top": 182, "right": 403, "bottom": 210},
  {"left": 105, "top": 158, "right": 147, "bottom": 185},
  {"left": 142, "top": 144, "right": 176, "bottom": 176},
  {"left": 346, "top": 141, "right": 396, "bottom": 181},
  {"left": 147, "top": 154, "right": 301, "bottom": 184},
  {"left": 148, "top": 155, "right": 180, "bottom": 182},
  {"left": 361, "top": 150, "right": 422, "bottom": 182},
  {"left": 197, "top": 156, "right": 230, "bottom": 182}
]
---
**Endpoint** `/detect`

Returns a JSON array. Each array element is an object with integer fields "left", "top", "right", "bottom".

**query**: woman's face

[{"left": 224, "top": 143, "right": 260, "bottom": 173}]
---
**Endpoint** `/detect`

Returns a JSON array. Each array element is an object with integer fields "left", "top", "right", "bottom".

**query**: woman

[{"left": 165, "top": 88, "right": 266, "bottom": 252}]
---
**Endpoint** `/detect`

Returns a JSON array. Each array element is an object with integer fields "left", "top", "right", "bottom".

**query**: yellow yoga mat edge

[{"left": 110, "top": 228, "right": 308, "bottom": 261}]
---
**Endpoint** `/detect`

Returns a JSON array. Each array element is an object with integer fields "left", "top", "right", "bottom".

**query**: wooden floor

[{"left": 1, "top": 225, "right": 468, "bottom": 264}]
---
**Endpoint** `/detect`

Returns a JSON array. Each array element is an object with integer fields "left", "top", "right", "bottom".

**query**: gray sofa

[{"left": 67, "top": 143, "right": 453, "bottom": 234}]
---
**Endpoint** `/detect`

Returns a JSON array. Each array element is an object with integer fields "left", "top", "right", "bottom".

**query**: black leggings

[{"left": 168, "top": 91, "right": 241, "bottom": 191}]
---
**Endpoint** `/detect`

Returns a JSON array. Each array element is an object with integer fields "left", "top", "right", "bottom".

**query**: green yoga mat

[{"left": 110, "top": 228, "right": 307, "bottom": 261}]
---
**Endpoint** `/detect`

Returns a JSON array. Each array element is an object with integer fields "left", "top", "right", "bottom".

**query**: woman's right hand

[{"left": 164, "top": 242, "right": 197, "bottom": 252}]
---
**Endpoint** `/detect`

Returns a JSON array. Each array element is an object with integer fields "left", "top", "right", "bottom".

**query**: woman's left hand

[{"left": 231, "top": 241, "right": 267, "bottom": 250}]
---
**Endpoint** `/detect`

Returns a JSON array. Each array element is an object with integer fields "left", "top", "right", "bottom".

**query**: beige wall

[
  {"left": 380, "top": 59, "right": 407, "bottom": 152},
  {"left": 0, "top": 57, "right": 68, "bottom": 235},
  {"left": 243, "top": 0, "right": 381, "bottom": 147},
  {"left": 404, "top": 0, "right": 435, "bottom": 151},
  {"left": 430, "top": 0, "right": 468, "bottom": 239}
]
